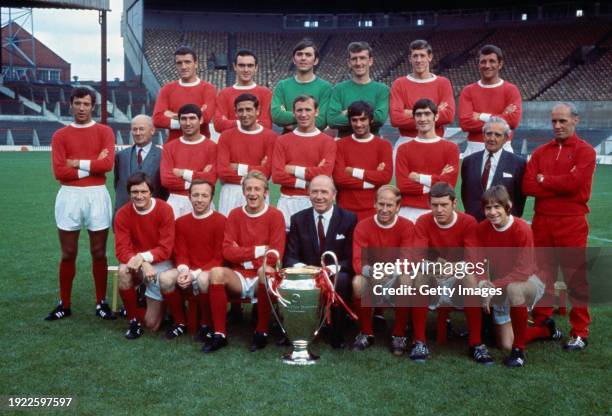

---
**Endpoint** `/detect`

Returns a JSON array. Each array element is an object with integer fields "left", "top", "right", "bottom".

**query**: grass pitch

[{"left": 1, "top": 152, "right": 611, "bottom": 415}]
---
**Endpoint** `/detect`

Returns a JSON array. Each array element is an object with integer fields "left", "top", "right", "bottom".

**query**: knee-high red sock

[
  {"left": 119, "top": 287, "right": 139, "bottom": 321},
  {"left": 163, "top": 290, "right": 186, "bottom": 325},
  {"left": 392, "top": 308, "right": 409, "bottom": 337},
  {"left": 256, "top": 283, "right": 271, "bottom": 333},
  {"left": 185, "top": 293, "right": 199, "bottom": 333},
  {"left": 436, "top": 307, "right": 451, "bottom": 344},
  {"left": 510, "top": 306, "right": 528, "bottom": 350},
  {"left": 354, "top": 297, "right": 373, "bottom": 335},
  {"left": 525, "top": 325, "right": 551, "bottom": 343},
  {"left": 209, "top": 284, "right": 228, "bottom": 335},
  {"left": 198, "top": 292, "right": 212, "bottom": 327},
  {"left": 92, "top": 258, "right": 108, "bottom": 304},
  {"left": 59, "top": 259, "right": 76, "bottom": 308},
  {"left": 464, "top": 307, "right": 483, "bottom": 347},
  {"left": 412, "top": 306, "right": 428, "bottom": 343}
]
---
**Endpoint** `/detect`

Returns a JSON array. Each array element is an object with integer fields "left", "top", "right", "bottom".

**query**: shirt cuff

[
  {"left": 139, "top": 251, "right": 154, "bottom": 263},
  {"left": 352, "top": 168, "right": 365, "bottom": 180},
  {"left": 295, "top": 179, "right": 307, "bottom": 189},
  {"left": 177, "top": 264, "right": 189, "bottom": 273},
  {"left": 170, "top": 118, "right": 180, "bottom": 129},
  {"left": 294, "top": 166, "right": 306, "bottom": 180},
  {"left": 363, "top": 181, "right": 375, "bottom": 189},
  {"left": 191, "top": 268, "right": 202, "bottom": 280},
  {"left": 237, "top": 164, "right": 249, "bottom": 177},
  {"left": 243, "top": 261, "right": 254, "bottom": 270},
  {"left": 182, "top": 169, "right": 194, "bottom": 182},
  {"left": 479, "top": 113, "right": 492, "bottom": 122},
  {"left": 423, "top": 185, "right": 430, "bottom": 194},
  {"left": 254, "top": 245, "right": 266, "bottom": 258},
  {"left": 419, "top": 174, "right": 432, "bottom": 187},
  {"left": 77, "top": 169, "right": 90, "bottom": 179},
  {"left": 79, "top": 160, "right": 91, "bottom": 172}
]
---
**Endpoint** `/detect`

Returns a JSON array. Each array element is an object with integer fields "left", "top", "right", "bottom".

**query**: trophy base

[{"left": 282, "top": 350, "right": 319, "bottom": 365}]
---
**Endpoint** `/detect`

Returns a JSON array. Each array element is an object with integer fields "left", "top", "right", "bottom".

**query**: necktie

[
  {"left": 137, "top": 148, "right": 143, "bottom": 166},
  {"left": 481, "top": 152, "right": 493, "bottom": 190},
  {"left": 317, "top": 215, "right": 325, "bottom": 254}
]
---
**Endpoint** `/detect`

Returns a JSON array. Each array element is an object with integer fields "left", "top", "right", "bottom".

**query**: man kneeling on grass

[{"left": 114, "top": 172, "right": 175, "bottom": 339}]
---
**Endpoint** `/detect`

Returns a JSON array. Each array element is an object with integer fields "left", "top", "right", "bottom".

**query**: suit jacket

[
  {"left": 114, "top": 144, "right": 168, "bottom": 213},
  {"left": 284, "top": 206, "right": 357, "bottom": 276},
  {"left": 461, "top": 149, "right": 526, "bottom": 222}
]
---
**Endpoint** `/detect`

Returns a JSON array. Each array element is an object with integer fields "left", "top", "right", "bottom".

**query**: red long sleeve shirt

[
  {"left": 213, "top": 84, "right": 272, "bottom": 132},
  {"left": 174, "top": 210, "right": 226, "bottom": 271},
  {"left": 160, "top": 136, "right": 217, "bottom": 196}
]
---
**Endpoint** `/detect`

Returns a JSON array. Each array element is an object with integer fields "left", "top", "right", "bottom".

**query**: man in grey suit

[
  {"left": 461, "top": 117, "right": 526, "bottom": 222},
  {"left": 114, "top": 115, "right": 168, "bottom": 213}
]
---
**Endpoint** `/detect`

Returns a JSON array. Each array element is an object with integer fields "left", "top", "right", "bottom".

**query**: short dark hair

[
  {"left": 293, "top": 94, "right": 318, "bottom": 110},
  {"left": 189, "top": 179, "right": 215, "bottom": 197},
  {"left": 235, "top": 93, "right": 259, "bottom": 109},
  {"left": 409, "top": 39, "right": 432, "bottom": 55},
  {"left": 174, "top": 45, "right": 197, "bottom": 62},
  {"left": 347, "top": 41, "right": 372, "bottom": 58},
  {"left": 347, "top": 100, "right": 374, "bottom": 122},
  {"left": 70, "top": 87, "right": 96, "bottom": 106},
  {"left": 481, "top": 185, "right": 512, "bottom": 213},
  {"left": 292, "top": 38, "right": 319, "bottom": 60},
  {"left": 430, "top": 182, "right": 456, "bottom": 201},
  {"left": 127, "top": 172, "right": 154, "bottom": 194},
  {"left": 234, "top": 49, "right": 258, "bottom": 65},
  {"left": 413, "top": 98, "right": 438, "bottom": 116},
  {"left": 479, "top": 44, "right": 503, "bottom": 62},
  {"left": 178, "top": 103, "right": 202, "bottom": 119}
]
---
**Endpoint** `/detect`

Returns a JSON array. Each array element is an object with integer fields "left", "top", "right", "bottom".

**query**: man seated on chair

[
  {"left": 114, "top": 172, "right": 175, "bottom": 339},
  {"left": 204, "top": 170, "right": 286, "bottom": 353},
  {"left": 158, "top": 179, "right": 226, "bottom": 341}
]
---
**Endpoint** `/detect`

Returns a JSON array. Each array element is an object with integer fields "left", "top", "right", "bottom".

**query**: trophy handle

[
  {"left": 320, "top": 250, "right": 340, "bottom": 294},
  {"left": 262, "top": 249, "right": 288, "bottom": 336}
]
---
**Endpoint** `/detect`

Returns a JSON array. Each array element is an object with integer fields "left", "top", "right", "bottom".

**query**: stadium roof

[{"left": 1, "top": 0, "right": 109, "bottom": 11}]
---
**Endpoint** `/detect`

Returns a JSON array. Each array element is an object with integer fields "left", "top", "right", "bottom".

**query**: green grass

[{"left": 1, "top": 152, "right": 611, "bottom": 415}]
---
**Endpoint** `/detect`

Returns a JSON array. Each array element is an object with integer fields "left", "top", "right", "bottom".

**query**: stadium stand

[{"left": 0, "top": 121, "right": 64, "bottom": 146}]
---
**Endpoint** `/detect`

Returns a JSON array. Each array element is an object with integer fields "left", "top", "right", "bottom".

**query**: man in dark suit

[
  {"left": 284, "top": 175, "right": 357, "bottom": 348},
  {"left": 461, "top": 116, "right": 526, "bottom": 222},
  {"left": 114, "top": 115, "right": 167, "bottom": 213}
]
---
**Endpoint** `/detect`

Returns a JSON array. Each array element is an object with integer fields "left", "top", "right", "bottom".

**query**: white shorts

[
  {"left": 399, "top": 207, "right": 430, "bottom": 223},
  {"left": 463, "top": 141, "right": 513, "bottom": 158},
  {"left": 235, "top": 270, "right": 259, "bottom": 302},
  {"left": 429, "top": 275, "right": 460, "bottom": 309},
  {"left": 143, "top": 260, "right": 173, "bottom": 301},
  {"left": 277, "top": 194, "right": 312, "bottom": 230},
  {"left": 493, "top": 274, "right": 546, "bottom": 325},
  {"left": 219, "top": 184, "right": 245, "bottom": 217},
  {"left": 167, "top": 193, "right": 192, "bottom": 219},
  {"left": 55, "top": 185, "right": 112, "bottom": 231}
]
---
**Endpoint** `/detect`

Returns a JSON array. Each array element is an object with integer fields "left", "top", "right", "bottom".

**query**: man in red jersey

[
  {"left": 390, "top": 39, "right": 455, "bottom": 158},
  {"left": 114, "top": 172, "right": 175, "bottom": 339},
  {"left": 522, "top": 102, "right": 595, "bottom": 351},
  {"left": 203, "top": 171, "right": 286, "bottom": 353},
  {"left": 412, "top": 182, "right": 493, "bottom": 364},
  {"left": 333, "top": 101, "right": 393, "bottom": 221},
  {"left": 217, "top": 93, "right": 277, "bottom": 216},
  {"left": 214, "top": 50, "right": 272, "bottom": 132},
  {"left": 153, "top": 46, "right": 216, "bottom": 142},
  {"left": 272, "top": 94, "right": 336, "bottom": 229},
  {"left": 395, "top": 98, "right": 459, "bottom": 223},
  {"left": 459, "top": 44, "right": 522, "bottom": 157},
  {"left": 158, "top": 179, "right": 225, "bottom": 340},
  {"left": 160, "top": 103, "right": 217, "bottom": 218},
  {"left": 351, "top": 185, "right": 415, "bottom": 355},
  {"left": 477, "top": 185, "right": 545, "bottom": 368},
  {"left": 46, "top": 87, "right": 116, "bottom": 321}
]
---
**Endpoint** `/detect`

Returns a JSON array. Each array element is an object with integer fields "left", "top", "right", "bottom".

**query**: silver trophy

[{"left": 264, "top": 250, "right": 339, "bottom": 365}]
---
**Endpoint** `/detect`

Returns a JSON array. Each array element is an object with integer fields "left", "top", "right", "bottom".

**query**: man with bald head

[
  {"left": 284, "top": 175, "right": 357, "bottom": 348},
  {"left": 523, "top": 102, "right": 596, "bottom": 351},
  {"left": 114, "top": 114, "right": 167, "bottom": 213}
]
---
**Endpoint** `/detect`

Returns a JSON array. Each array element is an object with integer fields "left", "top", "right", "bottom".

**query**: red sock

[
  {"left": 510, "top": 306, "right": 528, "bottom": 350},
  {"left": 59, "top": 259, "right": 76, "bottom": 308},
  {"left": 209, "top": 284, "right": 228, "bottom": 335},
  {"left": 256, "top": 283, "right": 271, "bottom": 333},
  {"left": 198, "top": 292, "right": 212, "bottom": 327},
  {"left": 185, "top": 293, "right": 199, "bottom": 334},
  {"left": 92, "top": 258, "right": 108, "bottom": 304},
  {"left": 436, "top": 307, "right": 451, "bottom": 344},
  {"left": 119, "top": 287, "right": 139, "bottom": 321},
  {"left": 355, "top": 297, "right": 373, "bottom": 335},
  {"left": 525, "top": 325, "right": 551, "bottom": 343},
  {"left": 412, "top": 306, "right": 428, "bottom": 343},
  {"left": 163, "top": 290, "right": 186, "bottom": 325},
  {"left": 464, "top": 307, "right": 483, "bottom": 347},
  {"left": 392, "top": 308, "right": 409, "bottom": 337}
]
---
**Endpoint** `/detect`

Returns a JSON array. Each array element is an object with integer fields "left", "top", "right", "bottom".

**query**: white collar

[
  {"left": 351, "top": 134, "right": 374, "bottom": 143},
  {"left": 132, "top": 198, "right": 156, "bottom": 216},
  {"left": 414, "top": 136, "right": 442, "bottom": 143},
  {"left": 70, "top": 120, "right": 96, "bottom": 128},
  {"left": 232, "top": 83, "right": 256, "bottom": 90},
  {"left": 493, "top": 215, "right": 514, "bottom": 232},
  {"left": 178, "top": 77, "right": 201, "bottom": 87},
  {"left": 242, "top": 204, "right": 269, "bottom": 218},
  {"left": 135, "top": 142, "right": 153, "bottom": 152},
  {"left": 192, "top": 208, "right": 214, "bottom": 219},
  {"left": 313, "top": 206, "right": 334, "bottom": 222},
  {"left": 478, "top": 79, "right": 504, "bottom": 89},
  {"left": 179, "top": 135, "right": 206, "bottom": 145},
  {"left": 374, "top": 214, "right": 398, "bottom": 229},
  {"left": 434, "top": 211, "right": 457, "bottom": 229},
  {"left": 293, "top": 128, "right": 321, "bottom": 137},
  {"left": 294, "top": 74, "right": 316, "bottom": 84},
  {"left": 407, "top": 74, "right": 437, "bottom": 83},
  {"left": 238, "top": 124, "right": 263, "bottom": 135}
]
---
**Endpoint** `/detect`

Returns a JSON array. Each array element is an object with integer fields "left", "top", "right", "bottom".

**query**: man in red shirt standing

[
  {"left": 153, "top": 46, "right": 216, "bottom": 142},
  {"left": 522, "top": 102, "right": 595, "bottom": 351},
  {"left": 46, "top": 87, "right": 116, "bottom": 321}
]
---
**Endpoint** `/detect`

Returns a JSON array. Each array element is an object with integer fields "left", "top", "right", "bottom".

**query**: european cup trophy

[{"left": 263, "top": 250, "right": 339, "bottom": 365}]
